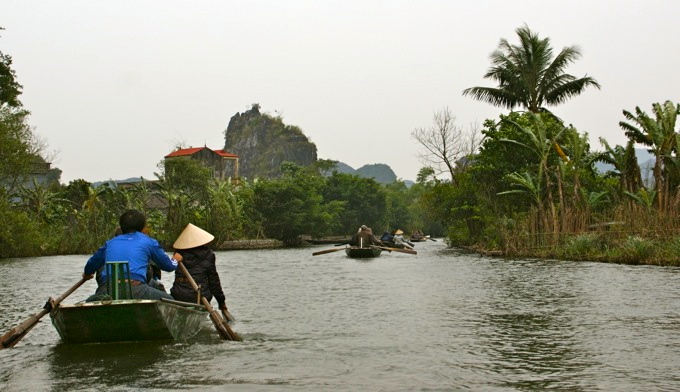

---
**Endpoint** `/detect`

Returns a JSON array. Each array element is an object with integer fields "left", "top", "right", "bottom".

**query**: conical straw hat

[{"left": 173, "top": 223, "right": 215, "bottom": 249}]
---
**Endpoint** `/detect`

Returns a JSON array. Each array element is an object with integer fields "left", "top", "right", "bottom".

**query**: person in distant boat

[
  {"left": 83, "top": 209, "right": 181, "bottom": 301},
  {"left": 380, "top": 230, "right": 394, "bottom": 243},
  {"left": 170, "top": 224, "right": 230, "bottom": 317},
  {"left": 392, "top": 229, "right": 414, "bottom": 249},
  {"left": 349, "top": 225, "right": 384, "bottom": 248},
  {"left": 411, "top": 229, "right": 424, "bottom": 240}
]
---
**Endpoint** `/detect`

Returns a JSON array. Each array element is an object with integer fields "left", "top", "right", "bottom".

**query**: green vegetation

[
  {"left": 427, "top": 25, "right": 679, "bottom": 265},
  {"left": 1, "top": 25, "right": 678, "bottom": 266},
  {"left": 462, "top": 24, "right": 601, "bottom": 113},
  {"left": 1, "top": 157, "right": 438, "bottom": 256}
]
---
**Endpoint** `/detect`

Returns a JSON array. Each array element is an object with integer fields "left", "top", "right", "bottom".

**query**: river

[{"left": 1, "top": 240, "right": 679, "bottom": 391}]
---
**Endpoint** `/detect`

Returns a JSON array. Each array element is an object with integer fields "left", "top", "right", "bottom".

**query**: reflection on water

[
  {"left": 476, "top": 260, "right": 596, "bottom": 391},
  {"left": 1, "top": 242, "right": 680, "bottom": 391},
  {"left": 49, "top": 341, "right": 168, "bottom": 390}
]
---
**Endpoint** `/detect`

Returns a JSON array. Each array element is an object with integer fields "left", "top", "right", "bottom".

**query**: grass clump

[
  {"left": 562, "top": 233, "right": 603, "bottom": 260},
  {"left": 607, "top": 235, "right": 657, "bottom": 264}
]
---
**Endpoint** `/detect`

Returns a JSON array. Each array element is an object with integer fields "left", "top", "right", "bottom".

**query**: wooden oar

[
  {"left": 221, "top": 307, "right": 236, "bottom": 323},
  {"left": 396, "top": 241, "right": 414, "bottom": 250},
  {"left": 377, "top": 246, "right": 417, "bottom": 255},
  {"left": 312, "top": 247, "right": 346, "bottom": 256},
  {"left": 177, "top": 263, "right": 242, "bottom": 342},
  {"left": 0, "top": 277, "right": 87, "bottom": 349}
]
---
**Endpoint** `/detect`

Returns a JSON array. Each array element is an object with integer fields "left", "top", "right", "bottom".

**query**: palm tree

[
  {"left": 561, "top": 130, "right": 595, "bottom": 207},
  {"left": 597, "top": 138, "right": 643, "bottom": 198},
  {"left": 500, "top": 113, "right": 565, "bottom": 233},
  {"left": 619, "top": 100, "right": 680, "bottom": 209},
  {"left": 463, "top": 25, "right": 600, "bottom": 113}
]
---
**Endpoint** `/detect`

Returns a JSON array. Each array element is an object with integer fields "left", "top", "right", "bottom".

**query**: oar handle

[
  {"left": 177, "top": 263, "right": 201, "bottom": 293},
  {"left": 49, "top": 277, "right": 89, "bottom": 309},
  {"left": 177, "top": 263, "right": 242, "bottom": 341}
]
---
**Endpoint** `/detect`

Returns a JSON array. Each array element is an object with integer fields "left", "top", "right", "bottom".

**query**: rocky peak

[{"left": 223, "top": 104, "right": 318, "bottom": 179}]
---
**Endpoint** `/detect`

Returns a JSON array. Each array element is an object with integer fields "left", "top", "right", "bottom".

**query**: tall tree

[
  {"left": 0, "top": 107, "right": 39, "bottom": 196},
  {"left": 253, "top": 162, "right": 343, "bottom": 244},
  {"left": 411, "top": 107, "right": 481, "bottom": 183},
  {"left": 462, "top": 25, "right": 600, "bottom": 113},
  {"left": 0, "top": 28, "right": 22, "bottom": 108},
  {"left": 597, "top": 138, "right": 643, "bottom": 198},
  {"left": 500, "top": 113, "right": 567, "bottom": 233},
  {"left": 618, "top": 100, "right": 680, "bottom": 210},
  {"left": 322, "top": 172, "right": 387, "bottom": 234}
]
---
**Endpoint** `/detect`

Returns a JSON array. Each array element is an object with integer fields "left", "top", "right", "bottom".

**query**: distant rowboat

[
  {"left": 345, "top": 246, "right": 382, "bottom": 258},
  {"left": 409, "top": 234, "right": 431, "bottom": 242},
  {"left": 305, "top": 238, "right": 351, "bottom": 245},
  {"left": 381, "top": 240, "right": 414, "bottom": 249}
]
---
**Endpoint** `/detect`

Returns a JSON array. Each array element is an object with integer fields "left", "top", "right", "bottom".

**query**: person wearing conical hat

[
  {"left": 170, "top": 224, "right": 229, "bottom": 314},
  {"left": 392, "top": 229, "right": 413, "bottom": 250}
]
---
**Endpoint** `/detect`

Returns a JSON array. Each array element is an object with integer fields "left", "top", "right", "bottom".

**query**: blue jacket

[{"left": 84, "top": 232, "right": 178, "bottom": 283}]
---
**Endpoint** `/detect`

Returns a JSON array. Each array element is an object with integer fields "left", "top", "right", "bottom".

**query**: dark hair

[{"left": 119, "top": 210, "right": 146, "bottom": 233}]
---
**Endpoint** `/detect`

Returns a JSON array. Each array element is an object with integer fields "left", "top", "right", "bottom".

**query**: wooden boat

[
  {"left": 305, "top": 238, "right": 351, "bottom": 245},
  {"left": 345, "top": 246, "right": 382, "bottom": 258},
  {"left": 381, "top": 240, "right": 414, "bottom": 249},
  {"left": 409, "top": 235, "right": 431, "bottom": 242},
  {"left": 50, "top": 298, "right": 207, "bottom": 344}
]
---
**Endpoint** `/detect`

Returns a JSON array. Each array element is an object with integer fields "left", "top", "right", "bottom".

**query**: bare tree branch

[{"left": 411, "top": 108, "right": 481, "bottom": 182}]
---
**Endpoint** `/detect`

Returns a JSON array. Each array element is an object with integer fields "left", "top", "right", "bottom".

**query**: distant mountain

[
  {"left": 333, "top": 161, "right": 356, "bottom": 175},
  {"left": 330, "top": 162, "right": 398, "bottom": 184},
  {"left": 92, "top": 177, "right": 146, "bottom": 187},
  {"left": 594, "top": 148, "right": 655, "bottom": 174},
  {"left": 356, "top": 164, "right": 397, "bottom": 184}
]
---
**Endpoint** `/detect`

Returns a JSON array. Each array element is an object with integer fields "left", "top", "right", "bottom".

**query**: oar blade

[
  {"left": 221, "top": 308, "right": 236, "bottom": 322},
  {"left": 178, "top": 262, "right": 242, "bottom": 341},
  {"left": 0, "top": 312, "right": 44, "bottom": 349},
  {"left": 0, "top": 277, "right": 87, "bottom": 350},
  {"left": 312, "top": 247, "right": 345, "bottom": 256},
  {"left": 208, "top": 310, "right": 232, "bottom": 340},
  {"left": 379, "top": 246, "right": 417, "bottom": 255}
]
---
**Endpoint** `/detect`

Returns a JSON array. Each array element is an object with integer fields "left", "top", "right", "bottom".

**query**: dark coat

[
  {"left": 170, "top": 246, "right": 226, "bottom": 307},
  {"left": 349, "top": 230, "right": 382, "bottom": 247}
]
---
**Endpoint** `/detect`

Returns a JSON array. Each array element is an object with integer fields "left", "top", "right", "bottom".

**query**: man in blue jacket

[{"left": 83, "top": 209, "right": 183, "bottom": 300}]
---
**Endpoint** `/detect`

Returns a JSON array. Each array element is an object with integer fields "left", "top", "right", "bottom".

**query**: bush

[
  {"left": 0, "top": 206, "right": 45, "bottom": 257},
  {"left": 562, "top": 233, "right": 603, "bottom": 259},
  {"left": 651, "top": 236, "right": 680, "bottom": 266},
  {"left": 609, "top": 235, "right": 656, "bottom": 264}
]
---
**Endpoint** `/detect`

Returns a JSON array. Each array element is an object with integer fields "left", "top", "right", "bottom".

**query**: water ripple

[{"left": 1, "top": 242, "right": 679, "bottom": 390}]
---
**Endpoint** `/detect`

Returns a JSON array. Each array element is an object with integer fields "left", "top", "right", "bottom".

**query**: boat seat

[{"left": 106, "top": 261, "right": 133, "bottom": 300}]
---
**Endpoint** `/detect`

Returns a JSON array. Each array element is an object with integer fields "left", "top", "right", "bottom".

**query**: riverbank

[
  {"left": 216, "top": 239, "right": 285, "bottom": 250},
  {"left": 460, "top": 236, "right": 680, "bottom": 267}
]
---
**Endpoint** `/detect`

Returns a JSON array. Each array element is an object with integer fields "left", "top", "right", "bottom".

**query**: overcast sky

[{"left": 3, "top": 0, "right": 679, "bottom": 184}]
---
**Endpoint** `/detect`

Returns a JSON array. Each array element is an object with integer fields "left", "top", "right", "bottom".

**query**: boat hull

[
  {"left": 305, "top": 237, "right": 351, "bottom": 245},
  {"left": 345, "top": 246, "right": 382, "bottom": 258},
  {"left": 51, "top": 299, "right": 207, "bottom": 344},
  {"left": 381, "top": 241, "right": 414, "bottom": 249}
]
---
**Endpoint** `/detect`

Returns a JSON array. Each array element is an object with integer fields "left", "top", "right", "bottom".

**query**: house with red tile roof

[{"left": 164, "top": 146, "right": 239, "bottom": 180}]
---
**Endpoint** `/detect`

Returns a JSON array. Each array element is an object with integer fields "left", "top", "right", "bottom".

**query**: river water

[{"left": 1, "top": 240, "right": 679, "bottom": 391}]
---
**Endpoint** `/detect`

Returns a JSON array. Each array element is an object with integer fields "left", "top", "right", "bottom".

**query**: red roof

[
  {"left": 165, "top": 147, "right": 238, "bottom": 158},
  {"left": 214, "top": 149, "right": 238, "bottom": 158}
]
